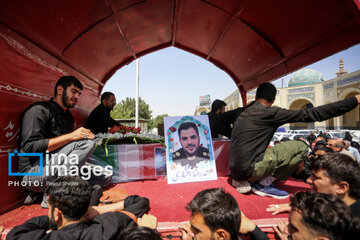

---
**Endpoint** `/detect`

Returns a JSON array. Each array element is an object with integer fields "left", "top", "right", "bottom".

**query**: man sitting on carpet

[
  {"left": 179, "top": 188, "right": 269, "bottom": 240},
  {"left": 273, "top": 191, "right": 360, "bottom": 240},
  {"left": 173, "top": 122, "right": 210, "bottom": 169},
  {"left": 19, "top": 76, "right": 111, "bottom": 208},
  {"left": 85, "top": 91, "right": 121, "bottom": 134},
  {"left": 267, "top": 153, "right": 360, "bottom": 218},
  {"left": 230, "top": 82, "right": 360, "bottom": 199},
  {"left": 7, "top": 176, "right": 150, "bottom": 240}
]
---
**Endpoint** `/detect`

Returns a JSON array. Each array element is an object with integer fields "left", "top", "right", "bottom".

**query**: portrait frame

[{"left": 164, "top": 115, "right": 217, "bottom": 184}]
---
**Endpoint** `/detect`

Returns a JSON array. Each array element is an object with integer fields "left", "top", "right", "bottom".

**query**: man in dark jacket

[
  {"left": 7, "top": 176, "right": 149, "bottom": 240},
  {"left": 85, "top": 92, "right": 120, "bottom": 134},
  {"left": 230, "top": 82, "right": 360, "bottom": 199}
]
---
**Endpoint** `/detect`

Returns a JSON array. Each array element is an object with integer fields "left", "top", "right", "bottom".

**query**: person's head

[
  {"left": 186, "top": 188, "right": 241, "bottom": 240},
  {"left": 288, "top": 191, "right": 360, "bottom": 240},
  {"left": 178, "top": 122, "right": 200, "bottom": 157},
  {"left": 344, "top": 131, "right": 352, "bottom": 142},
  {"left": 307, "top": 153, "right": 360, "bottom": 201},
  {"left": 211, "top": 100, "right": 227, "bottom": 115},
  {"left": 255, "top": 82, "right": 277, "bottom": 104},
  {"left": 45, "top": 176, "right": 92, "bottom": 229},
  {"left": 101, "top": 92, "right": 117, "bottom": 110},
  {"left": 327, "top": 139, "right": 345, "bottom": 152},
  {"left": 281, "top": 137, "right": 290, "bottom": 142},
  {"left": 313, "top": 145, "right": 333, "bottom": 158},
  {"left": 311, "top": 136, "right": 326, "bottom": 151},
  {"left": 117, "top": 226, "right": 162, "bottom": 240},
  {"left": 54, "top": 76, "right": 83, "bottom": 109}
]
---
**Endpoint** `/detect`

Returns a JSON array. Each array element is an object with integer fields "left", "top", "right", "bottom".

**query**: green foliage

[
  {"left": 148, "top": 114, "right": 168, "bottom": 130},
  {"left": 111, "top": 97, "right": 152, "bottom": 120}
]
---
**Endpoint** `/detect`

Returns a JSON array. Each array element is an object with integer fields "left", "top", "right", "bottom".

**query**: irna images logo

[
  {"left": 8, "top": 150, "right": 113, "bottom": 180},
  {"left": 8, "top": 150, "right": 43, "bottom": 176}
]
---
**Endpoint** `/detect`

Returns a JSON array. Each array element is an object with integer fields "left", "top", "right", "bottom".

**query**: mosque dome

[{"left": 288, "top": 69, "right": 324, "bottom": 87}]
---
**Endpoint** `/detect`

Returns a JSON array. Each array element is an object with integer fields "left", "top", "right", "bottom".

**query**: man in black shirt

[
  {"left": 19, "top": 76, "right": 111, "bottom": 207},
  {"left": 208, "top": 99, "right": 241, "bottom": 139},
  {"left": 7, "top": 176, "right": 149, "bottom": 240},
  {"left": 230, "top": 82, "right": 360, "bottom": 198},
  {"left": 208, "top": 99, "right": 226, "bottom": 138},
  {"left": 85, "top": 92, "right": 120, "bottom": 134}
]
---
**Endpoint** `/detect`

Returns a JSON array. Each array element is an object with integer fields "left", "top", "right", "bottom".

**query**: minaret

[{"left": 336, "top": 58, "right": 348, "bottom": 77}]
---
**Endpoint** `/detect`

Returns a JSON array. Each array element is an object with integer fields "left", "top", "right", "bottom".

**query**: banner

[{"left": 199, "top": 94, "right": 211, "bottom": 107}]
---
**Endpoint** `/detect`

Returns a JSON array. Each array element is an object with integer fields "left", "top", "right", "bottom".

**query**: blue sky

[{"left": 102, "top": 44, "right": 360, "bottom": 118}]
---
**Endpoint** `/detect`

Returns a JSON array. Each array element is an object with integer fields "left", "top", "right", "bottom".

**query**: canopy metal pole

[{"left": 135, "top": 59, "right": 140, "bottom": 128}]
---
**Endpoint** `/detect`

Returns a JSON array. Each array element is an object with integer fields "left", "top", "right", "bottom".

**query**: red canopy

[
  {"left": 1, "top": 0, "right": 360, "bottom": 100},
  {"left": 0, "top": 0, "right": 360, "bottom": 213}
]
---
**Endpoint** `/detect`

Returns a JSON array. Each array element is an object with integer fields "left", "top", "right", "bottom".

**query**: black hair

[
  {"left": 101, "top": 92, "right": 115, "bottom": 102},
  {"left": 178, "top": 122, "right": 199, "bottom": 138},
  {"left": 255, "top": 82, "right": 277, "bottom": 103},
  {"left": 45, "top": 176, "right": 92, "bottom": 221},
  {"left": 290, "top": 191, "right": 360, "bottom": 239},
  {"left": 54, "top": 76, "right": 83, "bottom": 96},
  {"left": 117, "top": 226, "right": 162, "bottom": 240},
  {"left": 310, "top": 153, "right": 360, "bottom": 199},
  {"left": 314, "top": 140, "right": 327, "bottom": 147},
  {"left": 281, "top": 137, "right": 290, "bottom": 142},
  {"left": 211, "top": 99, "right": 227, "bottom": 113},
  {"left": 344, "top": 131, "right": 352, "bottom": 142},
  {"left": 313, "top": 145, "right": 333, "bottom": 153},
  {"left": 186, "top": 188, "right": 241, "bottom": 240}
]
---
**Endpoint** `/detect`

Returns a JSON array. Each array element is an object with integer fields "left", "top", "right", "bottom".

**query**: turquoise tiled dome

[{"left": 289, "top": 69, "right": 324, "bottom": 87}]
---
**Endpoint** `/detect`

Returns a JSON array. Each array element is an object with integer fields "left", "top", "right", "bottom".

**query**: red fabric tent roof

[{"left": 1, "top": 0, "right": 360, "bottom": 98}]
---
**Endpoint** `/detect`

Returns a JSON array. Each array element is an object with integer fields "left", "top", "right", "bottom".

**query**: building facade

[{"left": 196, "top": 60, "right": 360, "bottom": 130}]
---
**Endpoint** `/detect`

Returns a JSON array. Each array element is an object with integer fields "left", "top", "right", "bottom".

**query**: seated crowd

[{"left": 5, "top": 76, "right": 360, "bottom": 239}]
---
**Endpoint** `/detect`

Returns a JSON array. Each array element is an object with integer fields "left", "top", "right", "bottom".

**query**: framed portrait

[{"left": 164, "top": 115, "right": 217, "bottom": 184}]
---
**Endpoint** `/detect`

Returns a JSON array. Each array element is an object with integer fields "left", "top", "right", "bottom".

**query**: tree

[
  {"left": 111, "top": 97, "right": 152, "bottom": 120},
  {"left": 148, "top": 114, "right": 168, "bottom": 130}
]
